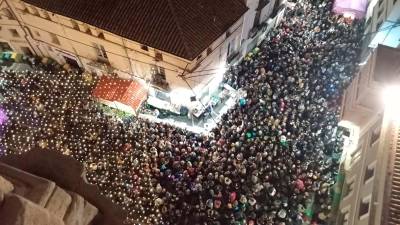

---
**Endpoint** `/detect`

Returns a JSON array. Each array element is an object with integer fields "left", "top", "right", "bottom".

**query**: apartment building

[
  {"left": 336, "top": 45, "right": 400, "bottom": 225},
  {"left": 363, "top": 0, "right": 400, "bottom": 53},
  {"left": 0, "top": 0, "right": 283, "bottom": 112}
]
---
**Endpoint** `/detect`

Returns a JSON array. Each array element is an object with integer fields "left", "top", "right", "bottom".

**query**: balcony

[{"left": 151, "top": 74, "right": 170, "bottom": 91}]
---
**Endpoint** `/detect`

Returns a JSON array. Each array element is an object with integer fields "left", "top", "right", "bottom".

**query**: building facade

[
  {"left": 0, "top": 0, "right": 283, "bottom": 112},
  {"left": 336, "top": 45, "right": 400, "bottom": 225},
  {"left": 362, "top": 0, "right": 400, "bottom": 56}
]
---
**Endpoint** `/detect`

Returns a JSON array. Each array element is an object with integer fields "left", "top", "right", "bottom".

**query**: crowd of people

[{"left": 0, "top": 0, "right": 365, "bottom": 224}]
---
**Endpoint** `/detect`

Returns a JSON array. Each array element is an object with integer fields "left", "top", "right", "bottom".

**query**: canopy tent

[
  {"left": 332, "top": 0, "right": 368, "bottom": 19},
  {"left": 92, "top": 76, "right": 147, "bottom": 115}
]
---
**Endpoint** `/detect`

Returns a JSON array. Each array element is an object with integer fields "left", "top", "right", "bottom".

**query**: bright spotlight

[{"left": 382, "top": 86, "right": 400, "bottom": 120}]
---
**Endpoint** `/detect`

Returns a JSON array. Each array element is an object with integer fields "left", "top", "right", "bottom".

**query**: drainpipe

[{"left": 122, "top": 38, "right": 135, "bottom": 79}]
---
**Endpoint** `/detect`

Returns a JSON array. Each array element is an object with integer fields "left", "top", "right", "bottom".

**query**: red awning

[{"left": 92, "top": 76, "right": 147, "bottom": 112}]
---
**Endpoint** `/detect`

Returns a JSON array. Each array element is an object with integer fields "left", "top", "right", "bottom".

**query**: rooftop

[{"left": 23, "top": 0, "right": 248, "bottom": 60}]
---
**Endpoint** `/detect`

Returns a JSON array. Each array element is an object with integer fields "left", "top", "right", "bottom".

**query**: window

[
  {"left": 153, "top": 73, "right": 166, "bottom": 82},
  {"left": 71, "top": 20, "right": 79, "bottom": 30},
  {"left": 21, "top": 47, "right": 33, "bottom": 56},
  {"left": 95, "top": 43, "right": 108, "bottom": 59},
  {"left": 370, "top": 125, "right": 381, "bottom": 145},
  {"left": 141, "top": 45, "right": 149, "bottom": 51},
  {"left": 151, "top": 65, "right": 166, "bottom": 79},
  {"left": 9, "top": 29, "right": 20, "bottom": 38},
  {"left": 151, "top": 65, "right": 168, "bottom": 89},
  {"left": 83, "top": 25, "right": 92, "bottom": 35},
  {"left": 364, "top": 162, "right": 376, "bottom": 183},
  {"left": 207, "top": 47, "right": 212, "bottom": 56},
  {"left": 29, "top": 6, "right": 39, "bottom": 16},
  {"left": 41, "top": 11, "right": 50, "bottom": 20},
  {"left": 155, "top": 52, "right": 163, "bottom": 61},
  {"left": 22, "top": 5, "right": 29, "bottom": 14},
  {"left": 359, "top": 196, "right": 371, "bottom": 219},
  {"left": 98, "top": 32, "right": 105, "bottom": 39},
  {"left": 50, "top": 33, "right": 60, "bottom": 45},
  {"left": 226, "top": 30, "right": 231, "bottom": 38}
]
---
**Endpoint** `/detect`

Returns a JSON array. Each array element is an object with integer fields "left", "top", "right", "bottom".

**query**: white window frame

[{"left": 9, "top": 29, "right": 20, "bottom": 38}]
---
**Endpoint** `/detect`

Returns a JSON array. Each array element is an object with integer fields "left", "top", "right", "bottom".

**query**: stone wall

[{"left": 0, "top": 150, "right": 126, "bottom": 225}]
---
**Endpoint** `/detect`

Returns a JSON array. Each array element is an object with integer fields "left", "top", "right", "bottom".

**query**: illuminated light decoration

[
  {"left": 0, "top": 107, "right": 7, "bottom": 127},
  {"left": 0, "top": 107, "right": 8, "bottom": 157}
]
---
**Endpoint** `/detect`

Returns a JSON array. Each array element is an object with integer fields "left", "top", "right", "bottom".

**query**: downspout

[{"left": 122, "top": 38, "right": 136, "bottom": 79}]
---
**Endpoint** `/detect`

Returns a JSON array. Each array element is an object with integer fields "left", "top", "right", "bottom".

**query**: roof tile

[{"left": 23, "top": 0, "right": 248, "bottom": 60}]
